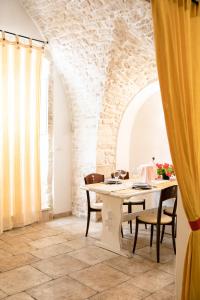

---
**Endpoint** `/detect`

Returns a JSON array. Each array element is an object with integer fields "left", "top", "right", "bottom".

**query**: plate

[
  {"left": 104, "top": 179, "right": 122, "bottom": 185},
  {"left": 133, "top": 182, "right": 149, "bottom": 187},
  {"left": 132, "top": 186, "right": 152, "bottom": 190},
  {"left": 132, "top": 183, "right": 152, "bottom": 190}
]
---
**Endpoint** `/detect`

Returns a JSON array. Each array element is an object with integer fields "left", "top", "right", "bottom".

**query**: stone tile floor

[{"left": 0, "top": 217, "right": 176, "bottom": 299}]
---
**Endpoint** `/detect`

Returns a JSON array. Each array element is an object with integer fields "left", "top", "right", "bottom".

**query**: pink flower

[
  {"left": 163, "top": 163, "right": 169, "bottom": 169},
  {"left": 156, "top": 163, "right": 162, "bottom": 169}
]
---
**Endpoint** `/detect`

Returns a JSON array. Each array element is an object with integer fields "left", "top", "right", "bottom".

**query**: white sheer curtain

[{"left": 0, "top": 35, "right": 44, "bottom": 232}]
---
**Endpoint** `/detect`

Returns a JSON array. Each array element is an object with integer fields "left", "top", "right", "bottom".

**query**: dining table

[{"left": 81, "top": 179, "right": 177, "bottom": 257}]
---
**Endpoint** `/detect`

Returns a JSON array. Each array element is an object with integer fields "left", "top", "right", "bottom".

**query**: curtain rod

[
  {"left": 146, "top": 0, "right": 199, "bottom": 3},
  {"left": 0, "top": 29, "right": 48, "bottom": 44}
]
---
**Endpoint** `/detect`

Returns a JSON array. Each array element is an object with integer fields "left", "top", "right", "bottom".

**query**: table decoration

[{"left": 156, "top": 163, "right": 175, "bottom": 180}]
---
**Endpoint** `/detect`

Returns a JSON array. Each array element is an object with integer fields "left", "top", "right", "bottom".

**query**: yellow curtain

[
  {"left": 151, "top": 0, "right": 200, "bottom": 299},
  {"left": 0, "top": 36, "right": 43, "bottom": 232}
]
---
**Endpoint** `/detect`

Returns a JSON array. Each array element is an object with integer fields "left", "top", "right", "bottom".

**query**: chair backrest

[
  {"left": 111, "top": 170, "right": 129, "bottom": 180},
  {"left": 84, "top": 173, "right": 104, "bottom": 210},
  {"left": 157, "top": 185, "right": 178, "bottom": 225},
  {"left": 84, "top": 173, "right": 104, "bottom": 185}
]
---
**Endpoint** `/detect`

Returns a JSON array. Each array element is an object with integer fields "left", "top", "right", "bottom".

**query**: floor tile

[
  {"left": 0, "top": 227, "right": 36, "bottom": 240},
  {"left": 0, "top": 253, "right": 39, "bottom": 272},
  {"left": 23, "top": 229, "right": 63, "bottom": 241},
  {"left": 128, "top": 269, "right": 174, "bottom": 293},
  {"left": 104, "top": 255, "right": 154, "bottom": 277},
  {"left": 121, "top": 233, "right": 149, "bottom": 251},
  {"left": 68, "top": 246, "right": 118, "bottom": 265},
  {"left": 70, "top": 263, "right": 130, "bottom": 292},
  {"left": 28, "top": 236, "right": 66, "bottom": 249},
  {"left": 44, "top": 217, "right": 78, "bottom": 228},
  {"left": 30, "top": 243, "right": 73, "bottom": 259},
  {"left": 157, "top": 259, "right": 175, "bottom": 275},
  {"left": 65, "top": 223, "right": 86, "bottom": 234},
  {"left": 0, "top": 242, "right": 36, "bottom": 255},
  {"left": 164, "top": 282, "right": 176, "bottom": 296},
  {"left": 65, "top": 237, "right": 95, "bottom": 249},
  {"left": 28, "top": 276, "right": 96, "bottom": 300},
  {"left": 0, "top": 236, "right": 32, "bottom": 245},
  {"left": 144, "top": 289, "right": 176, "bottom": 299},
  {"left": 0, "top": 240, "right": 8, "bottom": 247},
  {"left": 59, "top": 232, "right": 84, "bottom": 241},
  {"left": 89, "top": 281, "right": 149, "bottom": 300},
  {"left": 32, "top": 253, "right": 89, "bottom": 278},
  {"left": 0, "top": 265, "right": 51, "bottom": 295},
  {"left": 4, "top": 292, "right": 34, "bottom": 299},
  {"left": 0, "top": 290, "right": 7, "bottom": 299},
  {"left": 0, "top": 249, "right": 13, "bottom": 259},
  {"left": 0, "top": 216, "right": 176, "bottom": 298},
  {"left": 135, "top": 245, "right": 175, "bottom": 263}
]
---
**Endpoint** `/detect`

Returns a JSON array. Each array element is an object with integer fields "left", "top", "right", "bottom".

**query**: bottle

[{"left": 152, "top": 157, "right": 157, "bottom": 180}]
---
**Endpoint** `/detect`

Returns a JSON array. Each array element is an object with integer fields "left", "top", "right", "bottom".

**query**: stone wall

[
  {"left": 21, "top": 0, "right": 157, "bottom": 216},
  {"left": 97, "top": 15, "right": 157, "bottom": 177}
]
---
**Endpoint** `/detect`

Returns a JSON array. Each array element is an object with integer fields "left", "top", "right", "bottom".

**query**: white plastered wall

[
  {"left": 53, "top": 70, "right": 72, "bottom": 214},
  {"left": 130, "top": 92, "right": 171, "bottom": 170},
  {"left": 116, "top": 82, "right": 160, "bottom": 171}
]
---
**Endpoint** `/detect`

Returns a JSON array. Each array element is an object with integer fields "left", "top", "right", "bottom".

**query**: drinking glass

[{"left": 132, "top": 167, "right": 141, "bottom": 183}]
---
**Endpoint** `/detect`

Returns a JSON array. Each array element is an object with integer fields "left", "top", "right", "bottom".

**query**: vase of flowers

[{"left": 156, "top": 163, "right": 175, "bottom": 180}]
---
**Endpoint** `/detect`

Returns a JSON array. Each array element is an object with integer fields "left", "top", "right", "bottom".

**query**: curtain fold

[
  {"left": 151, "top": 0, "right": 200, "bottom": 299},
  {"left": 0, "top": 37, "right": 43, "bottom": 232}
]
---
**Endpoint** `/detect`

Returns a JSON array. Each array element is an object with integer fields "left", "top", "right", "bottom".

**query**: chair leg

[
  {"left": 143, "top": 201, "right": 147, "bottom": 229},
  {"left": 156, "top": 224, "right": 161, "bottom": 263},
  {"left": 150, "top": 224, "right": 154, "bottom": 247},
  {"left": 85, "top": 210, "right": 90, "bottom": 237},
  {"left": 121, "top": 225, "right": 124, "bottom": 238},
  {"left": 172, "top": 222, "right": 176, "bottom": 254},
  {"left": 128, "top": 203, "right": 132, "bottom": 234},
  {"left": 133, "top": 219, "right": 139, "bottom": 253},
  {"left": 175, "top": 216, "right": 177, "bottom": 238},
  {"left": 160, "top": 225, "right": 165, "bottom": 243}
]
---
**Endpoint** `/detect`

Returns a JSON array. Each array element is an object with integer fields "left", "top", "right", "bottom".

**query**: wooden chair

[
  {"left": 160, "top": 206, "right": 177, "bottom": 242},
  {"left": 132, "top": 185, "right": 177, "bottom": 263},
  {"left": 84, "top": 173, "right": 104, "bottom": 237},
  {"left": 111, "top": 170, "right": 146, "bottom": 233}
]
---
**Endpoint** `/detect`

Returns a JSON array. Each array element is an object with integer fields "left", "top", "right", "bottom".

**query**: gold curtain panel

[{"left": 151, "top": 0, "right": 200, "bottom": 299}]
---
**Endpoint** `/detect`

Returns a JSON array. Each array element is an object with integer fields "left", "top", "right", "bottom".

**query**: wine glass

[
  {"left": 132, "top": 166, "right": 141, "bottom": 183},
  {"left": 120, "top": 170, "right": 127, "bottom": 180}
]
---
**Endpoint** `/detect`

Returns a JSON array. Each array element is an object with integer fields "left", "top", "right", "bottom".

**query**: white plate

[
  {"left": 105, "top": 179, "right": 121, "bottom": 184},
  {"left": 133, "top": 182, "right": 149, "bottom": 187}
]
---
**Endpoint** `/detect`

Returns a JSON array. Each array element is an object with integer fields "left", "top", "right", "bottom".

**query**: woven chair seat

[
  {"left": 122, "top": 212, "right": 136, "bottom": 222},
  {"left": 137, "top": 210, "right": 172, "bottom": 224}
]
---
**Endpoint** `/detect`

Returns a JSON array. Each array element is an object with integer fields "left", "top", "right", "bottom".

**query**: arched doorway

[{"left": 116, "top": 81, "right": 171, "bottom": 172}]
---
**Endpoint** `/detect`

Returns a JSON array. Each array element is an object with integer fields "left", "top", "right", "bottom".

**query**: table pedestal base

[{"left": 95, "top": 240, "right": 133, "bottom": 257}]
